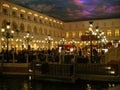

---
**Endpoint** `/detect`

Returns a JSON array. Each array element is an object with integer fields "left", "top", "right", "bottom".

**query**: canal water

[{"left": 0, "top": 75, "right": 120, "bottom": 90}]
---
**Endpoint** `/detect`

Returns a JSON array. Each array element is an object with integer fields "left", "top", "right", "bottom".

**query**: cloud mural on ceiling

[{"left": 7, "top": 0, "right": 120, "bottom": 22}]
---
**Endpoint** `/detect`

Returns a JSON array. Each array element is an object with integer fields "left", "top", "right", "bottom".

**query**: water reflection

[
  {"left": 0, "top": 75, "right": 120, "bottom": 90},
  {"left": 23, "top": 81, "right": 29, "bottom": 90},
  {"left": 86, "top": 83, "right": 91, "bottom": 90}
]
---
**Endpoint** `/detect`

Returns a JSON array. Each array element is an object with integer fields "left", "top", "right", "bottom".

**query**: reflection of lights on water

[
  {"left": 23, "top": 81, "right": 28, "bottom": 90},
  {"left": 29, "top": 69, "right": 32, "bottom": 72},
  {"left": 109, "top": 71, "right": 115, "bottom": 74},
  {"left": 105, "top": 66, "right": 111, "bottom": 69},
  {"left": 108, "top": 83, "right": 115, "bottom": 87},
  {"left": 86, "top": 83, "right": 91, "bottom": 90},
  {"left": 29, "top": 76, "right": 31, "bottom": 80},
  {"left": 108, "top": 83, "right": 112, "bottom": 87},
  {"left": 112, "top": 84, "right": 115, "bottom": 87},
  {"left": 108, "top": 83, "right": 111, "bottom": 87},
  {"left": 35, "top": 63, "right": 41, "bottom": 66}
]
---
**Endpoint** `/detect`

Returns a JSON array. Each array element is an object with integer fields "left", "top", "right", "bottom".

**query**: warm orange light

[
  {"left": 53, "top": 20, "right": 56, "bottom": 22},
  {"left": 45, "top": 17, "right": 48, "bottom": 20},
  {"left": 60, "top": 22, "right": 63, "bottom": 24},
  {"left": 12, "top": 7, "right": 18, "bottom": 10},
  {"left": 20, "top": 9, "right": 26, "bottom": 13},
  {"left": 34, "top": 14, "right": 38, "bottom": 16},
  {"left": 2, "top": 4, "right": 10, "bottom": 8},
  {"left": 40, "top": 16, "right": 43, "bottom": 18},
  {"left": 49, "top": 19, "right": 52, "bottom": 21},
  {"left": 28, "top": 12, "right": 32, "bottom": 15}
]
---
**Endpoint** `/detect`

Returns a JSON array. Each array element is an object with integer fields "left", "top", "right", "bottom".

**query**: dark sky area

[{"left": 7, "top": 0, "right": 120, "bottom": 22}]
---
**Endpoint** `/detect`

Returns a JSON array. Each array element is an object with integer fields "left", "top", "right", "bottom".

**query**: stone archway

[
  {"left": 20, "top": 23, "right": 25, "bottom": 32},
  {"left": 39, "top": 27, "right": 42, "bottom": 35},
  {"left": 34, "top": 26, "right": 37, "bottom": 34},
  {"left": 27, "top": 24, "right": 32, "bottom": 33},
  {"left": 11, "top": 21, "right": 18, "bottom": 30},
  {"left": 1, "top": 19, "right": 7, "bottom": 28}
]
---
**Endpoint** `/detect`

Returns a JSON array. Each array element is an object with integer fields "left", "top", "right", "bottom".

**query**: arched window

[
  {"left": 20, "top": 13, "right": 25, "bottom": 19},
  {"left": 39, "top": 19, "right": 42, "bottom": 24},
  {"left": 107, "top": 30, "right": 112, "bottom": 37},
  {"left": 66, "top": 32, "right": 69, "bottom": 38},
  {"left": 12, "top": 10, "right": 17, "bottom": 17},
  {"left": 20, "top": 23, "right": 25, "bottom": 32},
  {"left": 39, "top": 27, "right": 42, "bottom": 35},
  {"left": 27, "top": 25, "right": 31, "bottom": 32},
  {"left": 72, "top": 32, "right": 75, "bottom": 38},
  {"left": 2, "top": 20, "right": 7, "bottom": 28},
  {"left": 28, "top": 15, "right": 32, "bottom": 21},
  {"left": 11, "top": 21, "right": 17, "bottom": 29},
  {"left": 115, "top": 29, "right": 119, "bottom": 37},
  {"left": 34, "top": 26, "right": 37, "bottom": 34},
  {"left": 79, "top": 31, "right": 82, "bottom": 38},
  {"left": 44, "top": 29, "right": 47, "bottom": 35},
  {"left": 2, "top": 8, "right": 9, "bottom": 15}
]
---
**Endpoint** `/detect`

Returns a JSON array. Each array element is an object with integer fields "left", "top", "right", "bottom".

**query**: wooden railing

[
  {"left": 75, "top": 64, "right": 119, "bottom": 76},
  {"left": 0, "top": 53, "right": 119, "bottom": 82},
  {"left": 30, "top": 61, "right": 120, "bottom": 82}
]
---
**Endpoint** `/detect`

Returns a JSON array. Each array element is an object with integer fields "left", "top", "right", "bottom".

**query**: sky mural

[{"left": 7, "top": 0, "right": 120, "bottom": 22}]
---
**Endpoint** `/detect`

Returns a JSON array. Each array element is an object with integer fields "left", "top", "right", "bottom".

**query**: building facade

[
  {"left": 0, "top": 0, "right": 120, "bottom": 51},
  {"left": 0, "top": 0, "right": 65, "bottom": 51},
  {"left": 64, "top": 19, "right": 120, "bottom": 48}
]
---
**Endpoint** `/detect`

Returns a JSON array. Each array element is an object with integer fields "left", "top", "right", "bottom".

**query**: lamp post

[
  {"left": 99, "top": 31, "right": 106, "bottom": 48},
  {"left": 24, "top": 31, "right": 34, "bottom": 51},
  {"left": 95, "top": 26, "right": 99, "bottom": 50},
  {"left": 95, "top": 26, "right": 107, "bottom": 49},
  {"left": 72, "top": 38, "right": 75, "bottom": 45},
  {"left": 60, "top": 37, "right": 66, "bottom": 45},
  {"left": 70, "top": 38, "right": 75, "bottom": 45},
  {"left": 1, "top": 22, "right": 14, "bottom": 62},
  {"left": 45, "top": 35, "right": 53, "bottom": 50},
  {"left": 89, "top": 21, "right": 93, "bottom": 63},
  {"left": 23, "top": 31, "right": 33, "bottom": 63}
]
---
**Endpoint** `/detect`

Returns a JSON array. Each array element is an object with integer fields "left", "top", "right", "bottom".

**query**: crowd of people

[{"left": 0, "top": 46, "right": 105, "bottom": 64}]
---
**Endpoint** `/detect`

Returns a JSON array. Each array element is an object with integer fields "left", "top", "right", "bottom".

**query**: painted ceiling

[{"left": 6, "top": 0, "right": 120, "bottom": 22}]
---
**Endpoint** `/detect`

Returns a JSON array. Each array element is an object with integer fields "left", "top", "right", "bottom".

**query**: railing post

[
  {"left": 12, "top": 53, "right": 15, "bottom": 63},
  {"left": 59, "top": 54, "right": 61, "bottom": 64},
  {"left": 45, "top": 54, "right": 48, "bottom": 63},
  {"left": 1, "top": 54, "right": 4, "bottom": 71},
  {"left": 61, "top": 54, "right": 65, "bottom": 64},
  {"left": 118, "top": 63, "right": 120, "bottom": 76},
  {"left": 0, "top": 54, "right": 4, "bottom": 90},
  {"left": 26, "top": 53, "right": 29, "bottom": 63},
  {"left": 36, "top": 53, "right": 39, "bottom": 62},
  {"left": 72, "top": 63, "right": 76, "bottom": 82}
]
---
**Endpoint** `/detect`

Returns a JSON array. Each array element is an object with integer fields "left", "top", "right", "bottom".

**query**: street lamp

[
  {"left": 45, "top": 35, "right": 53, "bottom": 50},
  {"left": 1, "top": 22, "right": 14, "bottom": 62},
  {"left": 70, "top": 38, "right": 76, "bottom": 45},
  {"left": 95, "top": 26, "right": 107, "bottom": 49},
  {"left": 60, "top": 37, "right": 66, "bottom": 45},
  {"left": 95, "top": 26, "right": 99, "bottom": 50},
  {"left": 89, "top": 21, "right": 93, "bottom": 63},
  {"left": 99, "top": 31, "right": 106, "bottom": 48},
  {"left": 24, "top": 31, "right": 34, "bottom": 50}
]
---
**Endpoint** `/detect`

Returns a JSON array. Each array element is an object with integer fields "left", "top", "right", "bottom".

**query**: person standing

[{"left": 60, "top": 47, "right": 65, "bottom": 64}]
